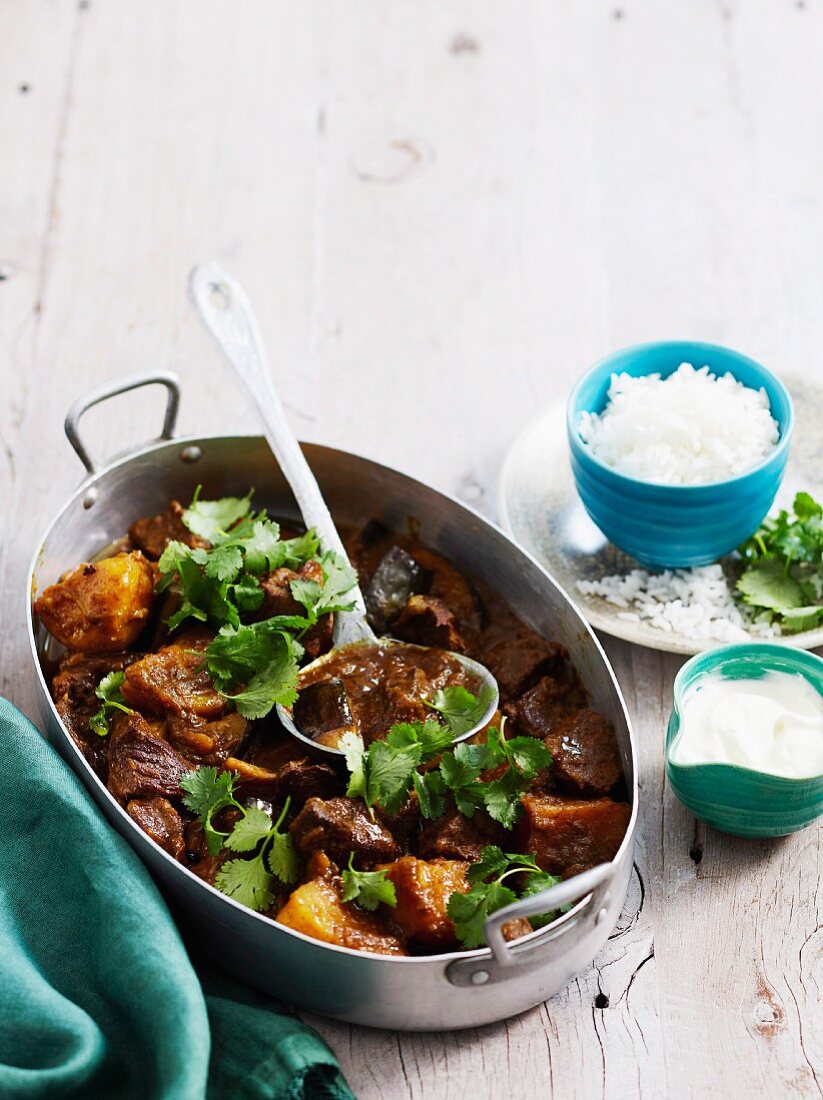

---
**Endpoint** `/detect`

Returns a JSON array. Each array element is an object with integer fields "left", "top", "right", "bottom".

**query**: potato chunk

[
  {"left": 517, "top": 794, "right": 631, "bottom": 878},
  {"left": 34, "top": 551, "right": 155, "bottom": 653},
  {"left": 383, "top": 857, "right": 469, "bottom": 947},
  {"left": 276, "top": 855, "right": 406, "bottom": 955}
]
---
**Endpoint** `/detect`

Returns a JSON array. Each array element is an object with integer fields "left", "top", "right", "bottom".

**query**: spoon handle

[{"left": 188, "top": 261, "right": 375, "bottom": 646}]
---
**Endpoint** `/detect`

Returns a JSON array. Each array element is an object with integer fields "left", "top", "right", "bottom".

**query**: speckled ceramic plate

[{"left": 497, "top": 375, "right": 823, "bottom": 656}]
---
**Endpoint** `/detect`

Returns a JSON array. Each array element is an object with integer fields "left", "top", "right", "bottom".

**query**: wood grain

[{"left": 1, "top": 3, "right": 821, "bottom": 1097}]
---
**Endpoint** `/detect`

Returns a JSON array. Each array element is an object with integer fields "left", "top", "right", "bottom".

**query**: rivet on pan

[
  {"left": 83, "top": 487, "right": 98, "bottom": 509},
  {"left": 595, "top": 907, "right": 608, "bottom": 925},
  {"left": 471, "top": 970, "right": 490, "bottom": 985},
  {"left": 180, "top": 445, "right": 203, "bottom": 464}
]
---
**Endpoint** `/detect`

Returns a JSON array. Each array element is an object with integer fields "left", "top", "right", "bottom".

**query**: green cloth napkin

[{"left": 0, "top": 698, "right": 354, "bottom": 1100}]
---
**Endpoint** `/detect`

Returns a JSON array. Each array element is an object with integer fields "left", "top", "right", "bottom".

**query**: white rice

[
  {"left": 578, "top": 363, "right": 779, "bottom": 484},
  {"left": 577, "top": 564, "right": 777, "bottom": 642}
]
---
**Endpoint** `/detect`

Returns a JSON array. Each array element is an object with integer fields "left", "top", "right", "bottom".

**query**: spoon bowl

[
  {"left": 188, "top": 261, "right": 500, "bottom": 751},
  {"left": 276, "top": 639, "right": 499, "bottom": 758}
]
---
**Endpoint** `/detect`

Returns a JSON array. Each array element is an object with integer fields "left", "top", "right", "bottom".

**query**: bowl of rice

[{"left": 567, "top": 341, "right": 794, "bottom": 568}]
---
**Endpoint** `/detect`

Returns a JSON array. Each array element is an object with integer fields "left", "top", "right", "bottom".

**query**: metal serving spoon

[{"left": 188, "top": 261, "right": 499, "bottom": 757}]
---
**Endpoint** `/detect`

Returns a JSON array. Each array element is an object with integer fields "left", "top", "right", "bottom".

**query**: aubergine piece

[
  {"left": 293, "top": 678, "right": 356, "bottom": 747},
  {"left": 364, "top": 546, "right": 429, "bottom": 634}
]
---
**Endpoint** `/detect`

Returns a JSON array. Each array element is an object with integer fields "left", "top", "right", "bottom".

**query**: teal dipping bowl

[
  {"left": 567, "top": 341, "right": 794, "bottom": 568},
  {"left": 666, "top": 644, "right": 823, "bottom": 838}
]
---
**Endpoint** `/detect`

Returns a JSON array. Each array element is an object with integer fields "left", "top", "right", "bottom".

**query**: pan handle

[
  {"left": 446, "top": 862, "right": 616, "bottom": 987},
  {"left": 64, "top": 372, "right": 181, "bottom": 475},
  {"left": 484, "top": 863, "right": 614, "bottom": 968}
]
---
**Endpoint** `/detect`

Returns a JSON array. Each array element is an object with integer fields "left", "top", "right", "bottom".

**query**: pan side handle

[
  {"left": 446, "top": 862, "right": 616, "bottom": 987},
  {"left": 64, "top": 372, "right": 181, "bottom": 475}
]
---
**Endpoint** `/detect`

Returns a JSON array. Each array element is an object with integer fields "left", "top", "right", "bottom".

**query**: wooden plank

[{"left": 1, "top": 1, "right": 821, "bottom": 1097}]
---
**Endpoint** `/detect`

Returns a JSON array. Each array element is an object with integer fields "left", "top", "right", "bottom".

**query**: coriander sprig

[
  {"left": 446, "top": 846, "right": 562, "bottom": 948},
  {"left": 157, "top": 489, "right": 358, "bottom": 719},
  {"left": 737, "top": 491, "right": 823, "bottom": 634},
  {"left": 341, "top": 853, "right": 397, "bottom": 911},
  {"left": 180, "top": 765, "right": 300, "bottom": 912},
  {"left": 342, "top": 716, "right": 551, "bottom": 829},
  {"left": 89, "top": 671, "right": 131, "bottom": 738}
]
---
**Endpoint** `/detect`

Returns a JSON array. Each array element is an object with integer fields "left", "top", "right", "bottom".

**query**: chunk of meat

[
  {"left": 275, "top": 853, "right": 406, "bottom": 956},
  {"left": 408, "top": 547, "right": 481, "bottom": 639},
  {"left": 225, "top": 756, "right": 340, "bottom": 804},
  {"left": 121, "top": 629, "right": 225, "bottom": 719},
  {"left": 545, "top": 709, "right": 623, "bottom": 797},
  {"left": 50, "top": 651, "right": 136, "bottom": 775},
  {"left": 166, "top": 712, "right": 249, "bottom": 765},
  {"left": 126, "top": 797, "right": 185, "bottom": 859},
  {"left": 290, "top": 797, "right": 400, "bottom": 866},
  {"left": 418, "top": 806, "right": 507, "bottom": 863},
  {"left": 184, "top": 819, "right": 231, "bottom": 886},
  {"left": 34, "top": 552, "right": 156, "bottom": 653},
  {"left": 301, "top": 616, "right": 334, "bottom": 662},
  {"left": 256, "top": 560, "right": 324, "bottom": 619},
  {"left": 107, "top": 711, "right": 190, "bottom": 804},
  {"left": 484, "top": 636, "right": 568, "bottom": 701},
  {"left": 504, "top": 672, "right": 588, "bottom": 739},
  {"left": 383, "top": 857, "right": 469, "bottom": 947},
  {"left": 516, "top": 794, "right": 631, "bottom": 879},
  {"left": 128, "top": 501, "right": 209, "bottom": 561},
  {"left": 376, "top": 796, "right": 422, "bottom": 853},
  {"left": 393, "top": 595, "right": 467, "bottom": 654}
]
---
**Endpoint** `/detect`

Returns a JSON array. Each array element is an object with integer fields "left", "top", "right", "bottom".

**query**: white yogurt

[{"left": 672, "top": 670, "right": 823, "bottom": 779}]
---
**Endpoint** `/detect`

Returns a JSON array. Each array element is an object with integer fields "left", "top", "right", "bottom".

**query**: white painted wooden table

[{"left": 1, "top": 3, "right": 821, "bottom": 1096}]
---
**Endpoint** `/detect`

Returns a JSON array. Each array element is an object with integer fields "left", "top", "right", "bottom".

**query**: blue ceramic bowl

[
  {"left": 567, "top": 341, "right": 794, "bottom": 568},
  {"left": 666, "top": 644, "right": 823, "bottom": 838}
]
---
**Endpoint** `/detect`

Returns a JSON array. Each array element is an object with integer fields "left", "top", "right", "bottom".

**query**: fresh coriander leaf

[
  {"left": 182, "top": 489, "right": 252, "bottom": 543},
  {"left": 157, "top": 539, "right": 199, "bottom": 576},
  {"left": 482, "top": 769, "right": 528, "bottom": 829},
  {"left": 289, "top": 576, "right": 323, "bottom": 620},
  {"left": 466, "top": 845, "right": 512, "bottom": 884},
  {"left": 205, "top": 622, "right": 276, "bottom": 682},
  {"left": 439, "top": 749, "right": 482, "bottom": 791},
  {"left": 231, "top": 573, "right": 265, "bottom": 613},
  {"left": 386, "top": 719, "right": 454, "bottom": 759},
  {"left": 779, "top": 605, "right": 823, "bottom": 633},
  {"left": 241, "top": 519, "right": 284, "bottom": 574},
  {"left": 291, "top": 551, "right": 358, "bottom": 623},
  {"left": 367, "top": 740, "right": 418, "bottom": 813},
  {"left": 794, "top": 491, "right": 822, "bottom": 520},
  {"left": 224, "top": 646, "right": 300, "bottom": 719},
  {"left": 447, "top": 880, "right": 517, "bottom": 949},
  {"left": 224, "top": 805, "right": 274, "bottom": 852},
  {"left": 204, "top": 543, "right": 244, "bottom": 582},
  {"left": 180, "top": 766, "right": 239, "bottom": 855},
  {"left": 519, "top": 870, "right": 564, "bottom": 929},
  {"left": 316, "top": 552, "right": 359, "bottom": 615},
  {"left": 180, "top": 766, "right": 236, "bottom": 818},
  {"left": 267, "top": 831, "right": 300, "bottom": 885},
  {"left": 215, "top": 856, "right": 276, "bottom": 912},
  {"left": 413, "top": 770, "right": 447, "bottom": 819},
  {"left": 88, "top": 670, "right": 130, "bottom": 737},
  {"left": 426, "top": 684, "right": 496, "bottom": 737},
  {"left": 737, "top": 559, "right": 805, "bottom": 612},
  {"left": 341, "top": 732, "right": 369, "bottom": 804},
  {"left": 206, "top": 627, "right": 300, "bottom": 718},
  {"left": 341, "top": 854, "right": 397, "bottom": 911},
  {"left": 282, "top": 529, "right": 321, "bottom": 568},
  {"left": 504, "top": 736, "right": 553, "bottom": 779}
]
